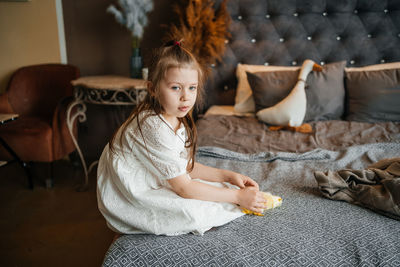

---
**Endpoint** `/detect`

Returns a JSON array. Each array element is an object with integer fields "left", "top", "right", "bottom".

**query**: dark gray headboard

[{"left": 201, "top": 0, "right": 400, "bottom": 113}]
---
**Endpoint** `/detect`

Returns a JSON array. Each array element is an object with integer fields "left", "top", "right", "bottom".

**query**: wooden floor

[{"left": 0, "top": 159, "right": 115, "bottom": 267}]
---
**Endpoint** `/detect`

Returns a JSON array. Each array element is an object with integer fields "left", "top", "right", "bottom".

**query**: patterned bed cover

[{"left": 102, "top": 116, "right": 400, "bottom": 266}]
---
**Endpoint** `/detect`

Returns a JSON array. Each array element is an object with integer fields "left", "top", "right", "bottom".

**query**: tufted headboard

[{"left": 200, "top": 0, "right": 400, "bottom": 113}]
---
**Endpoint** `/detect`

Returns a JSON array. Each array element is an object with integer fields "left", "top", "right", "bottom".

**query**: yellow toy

[{"left": 242, "top": 192, "right": 282, "bottom": 216}]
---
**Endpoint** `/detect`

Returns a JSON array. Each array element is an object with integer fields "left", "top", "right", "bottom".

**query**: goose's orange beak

[{"left": 313, "top": 63, "right": 323, "bottom": 72}]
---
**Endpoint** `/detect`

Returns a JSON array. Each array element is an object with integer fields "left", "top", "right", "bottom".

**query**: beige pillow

[
  {"left": 234, "top": 63, "right": 299, "bottom": 113},
  {"left": 345, "top": 62, "right": 400, "bottom": 72},
  {"left": 204, "top": 105, "right": 254, "bottom": 117}
]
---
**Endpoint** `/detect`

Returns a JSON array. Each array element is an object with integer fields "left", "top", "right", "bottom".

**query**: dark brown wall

[
  {"left": 62, "top": 0, "right": 178, "bottom": 161},
  {"left": 63, "top": 0, "right": 176, "bottom": 76}
]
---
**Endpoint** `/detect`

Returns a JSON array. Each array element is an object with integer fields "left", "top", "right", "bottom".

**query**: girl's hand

[
  {"left": 227, "top": 172, "right": 259, "bottom": 190},
  {"left": 237, "top": 187, "right": 267, "bottom": 213}
]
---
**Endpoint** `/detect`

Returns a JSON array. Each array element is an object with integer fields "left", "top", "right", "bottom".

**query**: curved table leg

[{"left": 66, "top": 99, "right": 89, "bottom": 191}]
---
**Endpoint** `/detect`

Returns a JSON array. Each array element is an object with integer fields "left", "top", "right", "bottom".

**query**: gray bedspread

[
  {"left": 103, "top": 142, "right": 400, "bottom": 266},
  {"left": 315, "top": 157, "right": 400, "bottom": 221}
]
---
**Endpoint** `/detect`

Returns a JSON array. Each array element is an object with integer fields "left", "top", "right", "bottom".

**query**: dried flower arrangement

[
  {"left": 165, "top": 0, "right": 231, "bottom": 68},
  {"left": 107, "top": 0, "right": 154, "bottom": 47},
  {"left": 107, "top": 0, "right": 154, "bottom": 78}
]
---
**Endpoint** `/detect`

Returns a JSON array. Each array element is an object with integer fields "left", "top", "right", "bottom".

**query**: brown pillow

[
  {"left": 345, "top": 68, "right": 400, "bottom": 122},
  {"left": 247, "top": 61, "right": 346, "bottom": 122}
]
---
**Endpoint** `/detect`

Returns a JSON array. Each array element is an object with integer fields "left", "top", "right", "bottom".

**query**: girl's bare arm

[
  {"left": 189, "top": 162, "right": 259, "bottom": 190},
  {"left": 167, "top": 173, "right": 266, "bottom": 213}
]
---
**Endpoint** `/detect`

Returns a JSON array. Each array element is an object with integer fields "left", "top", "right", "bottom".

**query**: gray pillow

[
  {"left": 345, "top": 68, "right": 400, "bottom": 122},
  {"left": 246, "top": 61, "right": 346, "bottom": 122}
]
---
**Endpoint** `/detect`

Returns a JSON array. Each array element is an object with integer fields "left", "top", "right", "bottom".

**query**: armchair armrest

[
  {"left": 52, "top": 96, "right": 79, "bottom": 160},
  {"left": 0, "top": 92, "right": 14, "bottom": 114}
]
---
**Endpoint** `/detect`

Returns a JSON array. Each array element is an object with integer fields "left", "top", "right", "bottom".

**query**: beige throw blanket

[{"left": 314, "top": 158, "right": 400, "bottom": 220}]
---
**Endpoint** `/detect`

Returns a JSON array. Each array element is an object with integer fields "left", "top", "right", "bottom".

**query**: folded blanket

[{"left": 314, "top": 158, "right": 400, "bottom": 220}]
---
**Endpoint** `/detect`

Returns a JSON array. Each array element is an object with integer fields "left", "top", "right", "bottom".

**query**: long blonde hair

[{"left": 109, "top": 41, "right": 205, "bottom": 172}]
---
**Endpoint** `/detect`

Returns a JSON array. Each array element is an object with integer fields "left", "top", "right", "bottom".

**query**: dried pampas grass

[{"left": 165, "top": 0, "right": 231, "bottom": 68}]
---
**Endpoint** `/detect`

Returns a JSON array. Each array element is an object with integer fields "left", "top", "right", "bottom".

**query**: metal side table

[
  {"left": 0, "top": 114, "right": 34, "bottom": 189},
  {"left": 66, "top": 76, "right": 147, "bottom": 190}
]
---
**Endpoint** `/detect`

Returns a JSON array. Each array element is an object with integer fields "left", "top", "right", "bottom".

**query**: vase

[{"left": 130, "top": 47, "right": 143, "bottom": 79}]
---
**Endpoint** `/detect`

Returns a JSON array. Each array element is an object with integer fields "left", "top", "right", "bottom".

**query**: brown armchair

[{"left": 0, "top": 64, "right": 80, "bottom": 188}]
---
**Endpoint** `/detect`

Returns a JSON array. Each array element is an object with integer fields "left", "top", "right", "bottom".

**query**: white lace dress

[{"left": 97, "top": 111, "right": 243, "bottom": 236}]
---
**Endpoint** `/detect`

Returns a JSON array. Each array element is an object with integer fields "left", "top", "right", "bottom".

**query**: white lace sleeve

[{"left": 127, "top": 114, "right": 189, "bottom": 180}]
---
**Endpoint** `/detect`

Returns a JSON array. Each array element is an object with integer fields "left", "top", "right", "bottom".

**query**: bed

[{"left": 102, "top": 0, "right": 400, "bottom": 266}]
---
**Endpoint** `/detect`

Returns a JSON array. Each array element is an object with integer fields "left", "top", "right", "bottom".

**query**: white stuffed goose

[{"left": 256, "top": 59, "right": 322, "bottom": 129}]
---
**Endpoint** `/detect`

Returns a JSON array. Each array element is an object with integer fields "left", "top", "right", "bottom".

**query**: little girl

[{"left": 97, "top": 41, "right": 268, "bottom": 236}]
